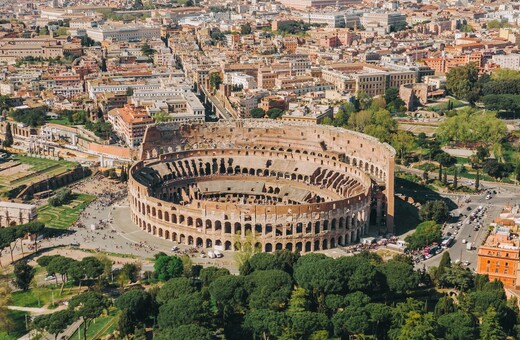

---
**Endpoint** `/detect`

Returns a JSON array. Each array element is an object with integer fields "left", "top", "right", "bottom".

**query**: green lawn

[
  {"left": 46, "top": 118, "right": 74, "bottom": 126},
  {"left": 13, "top": 155, "right": 75, "bottom": 172},
  {"left": 10, "top": 285, "right": 75, "bottom": 308},
  {"left": 38, "top": 194, "right": 96, "bottom": 229},
  {"left": 429, "top": 98, "right": 467, "bottom": 112},
  {"left": 72, "top": 308, "right": 119, "bottom": 340},
  {"left": 0, "top": 310, "right": 29, "bottom": 340}
]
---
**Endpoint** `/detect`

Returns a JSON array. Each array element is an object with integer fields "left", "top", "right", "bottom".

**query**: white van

[{"left": 208, "top": 251, "right": 216, "bottom": 259}]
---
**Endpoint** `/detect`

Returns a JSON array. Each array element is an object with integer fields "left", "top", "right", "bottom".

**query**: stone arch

[
  {"left": 322, "top": 239, "right": 328, "bottom": 250},
  {"left": 158, "top": 228, "right": 163, "bottom": 237},
  {"left": 188, "top": 217, "right": 194, "bottom": 227},
  {"left": 188, "top": 236, "right": 194, "bottom": 245},
  {"left": 225, "top": 222, "right": 232, "bottom": 234},
  {"left": 286, "top": 243, "right": 293, "bottom": 251},
  {"left": 164, "top": 211, "right": 170, "bottom": 222},
  {"left": 296, "top": 242, "right": 303, "bottom": 252},
  {"left": 305, "top": 241, "right": 312, "bottom": 252},
  {"left": 225, "top": 240, "right": 232, "bottom": 250},
  {"left": 196, "top": 237, "right": 203, "bottom": 247},
  {"left": 265, "top": 243, "right": 273, "bottom": 252},
  {"left": 275, "top": 243, "right": 283, "bottom": 250},
  {"left": 206, "top": 239, "right": 212, "bottom": 248},
  {"left": 165, "top": 230, "right": 170, "bottom": 239}
]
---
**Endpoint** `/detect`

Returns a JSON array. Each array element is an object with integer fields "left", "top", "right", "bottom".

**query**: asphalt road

[{"left": 417, "top": 183, "right": 518, "bottom": 271}]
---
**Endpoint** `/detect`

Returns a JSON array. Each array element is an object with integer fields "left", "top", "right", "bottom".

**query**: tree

[
  {"left": 391, "top": 131, "right": 416, "bottom": 161},
  {"left": 379, "top": 259, "right": 420, "bottom": 294},
  {"left": 437, "top": 311, "right": 477, "bottom": 340},
  {"left": 436, "top": 252, "right": 452, "bottom": 283},
  {"left": 120, "top": 263, "right": 140, "bottom": 283},
  {"left": 68, "top": 291, "right": 110, "bottom": 340},
  {"left": 397, "top": 312, "right": 440, "bottom": 340},
  {"left": 153, "top": 111, "right": 170, "bottom": 123},
  {"left": 243, "top": 309, "right": 286, "bottom": 339},
  {"left": 200, "top": 266, "right": 230, "bottom": 286},
  {"left": 209, "top": 72, "right": 222, "bottom": 91},
  {"left": 2, "top": 122, "right": 12, "bottom": 148},
  {"left": 439, "top": 266, "right": 474, "bottom": 291},
  {"left": 141, "top": 42, "right": 154, "bottom": 57},
  {"left": 266, "top": 108, "right": 284, "bottom": 119},
  {"left": 434, "top": 152, "right": 456, "bottom": 184},
  {"left": 156, "top": 277, "right": 196, "bottom": 304},
  {"left": 434, "top": 296, "right": 456, "bottom": 318},
  {"left": 356, "top": 91, "right": 372, "bottom": 110},
  {"left": 209, "top": 275, "right": 248, "bottom": 321},
  {"left": 155, "top": 324, "right": 212, "bottom": 340},
  {"left": 250, "top": 108, "right": 266, "bottom": 118},
  {"left": 154, "top": 255, "right": 183, "bottom": 281},
  {"left": 348, "top": 110, "right": 372, "bottom": 132},
  {"left": 34, "top": 310, "right": 75, "bottom": 340},
  {"left": 405, "top": 221, "right": 442, "bottom": 250},
  {"left": 445, "top": 63, "right": 479, "bottom": 102},
  {"left": 240, "top": 24, "right": 252, "bottom": 35},
  {"left": 115, "top": 289, "right": 153, "bottom": 335},
  {"left": 420, "top": 200, "right": 449, "bottom": 223},
  {"left": 245, "top": 270, "right": 293, "bottom": 310},
  {"left": 286, "top": 311, "right": 330, "bottom": 339},
  {"left": 332, "top": 306, "right": 370, "bottom": 337},
  {"left": 157, "top": 293, "right": 209, "bottom": 329},
  {"left": 13, "top": 261, "right": 34, "bottom": 291},
  {"left": 480, "top": 307, "right": 506, "bottom": 340}
]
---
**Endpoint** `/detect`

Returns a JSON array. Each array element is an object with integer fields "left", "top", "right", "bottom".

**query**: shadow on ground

[{"left": 394, "top": 177, "right": 458, "bottom": 236}]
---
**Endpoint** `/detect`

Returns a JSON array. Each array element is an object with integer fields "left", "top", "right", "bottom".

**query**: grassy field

[
  {"left": 10, "top": 285, "right": 76, "bottom": 308},
  {"left": 38, "top": 193, "right": 96, "bottom": 229},
  {"left": 72, "top": 308, "right": 119, "bottom": 340},
  {"left": 46, "top": 118, "right": 73, "bottom": 126},
  {"left": 0, "top": 310, "right": 29, "bottom": 340},
  {"left": 428, "top": 98, "right": 467, "bottom": 112}
]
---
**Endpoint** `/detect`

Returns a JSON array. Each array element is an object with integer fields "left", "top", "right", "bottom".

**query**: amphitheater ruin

[{"left": 128, "top": 120, "right": 395, "bottom": 253}]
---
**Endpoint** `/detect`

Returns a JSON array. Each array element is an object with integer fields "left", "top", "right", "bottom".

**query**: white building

[
  {"left": 85, "top": 25, "right": 161, "bottom": 42},
  {"left": 492, "top": 54, "right": 520, "bottom": 71}
]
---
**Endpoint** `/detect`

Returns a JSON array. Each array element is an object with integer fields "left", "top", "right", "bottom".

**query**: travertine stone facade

[
  {"left": 0, "top": 201, "right": 37, "bottom": 227},
  {"left": 129, "top": 120, "right": 395, "bottom": 252}
]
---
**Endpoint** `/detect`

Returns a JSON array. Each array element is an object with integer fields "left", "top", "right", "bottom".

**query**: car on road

[
  {"left": 486, "top": 195, "right": 492, "bottom": 200},
  {"left": 171, "top": 246, "right": 179, "bottom": 252},
  {"left": 462, "top": 239, "right": 467, "bottom": 244},
  {"left": 45, "top": 275, "right": 56, "bottom": 281}
]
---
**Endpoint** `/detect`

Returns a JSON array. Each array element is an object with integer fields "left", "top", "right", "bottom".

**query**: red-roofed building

[{"left": 107, "top": 104, "right": 153, "bottom": 147}]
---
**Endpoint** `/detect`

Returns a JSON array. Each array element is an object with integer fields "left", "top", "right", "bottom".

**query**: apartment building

[
  {"left": 492, "top": 54, "right": 520, "bottom": 71},
  {"left": 477, "top": 227, "right": 520, "bottom": 288},
  {"left": 107, "top": 104, "right": 154, "bottom": 147}
]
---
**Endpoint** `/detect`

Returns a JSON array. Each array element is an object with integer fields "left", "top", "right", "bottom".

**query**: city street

[{"left": 418, "top": 183, "right": 518, "bottom": 271}]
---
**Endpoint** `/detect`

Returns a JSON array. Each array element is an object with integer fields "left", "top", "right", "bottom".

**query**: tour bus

[{"left": 441, "top": 237, "right": 454, "bottom": 249}]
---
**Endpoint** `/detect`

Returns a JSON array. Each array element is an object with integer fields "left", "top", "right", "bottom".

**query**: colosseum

[{"left": 128, "top": 120, "right": 395, "bottom": 253}]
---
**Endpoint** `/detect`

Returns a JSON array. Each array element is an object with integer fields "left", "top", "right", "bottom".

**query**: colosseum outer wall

[{"left": 128, "top": 120, "right": 395, "bottom": 252}]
